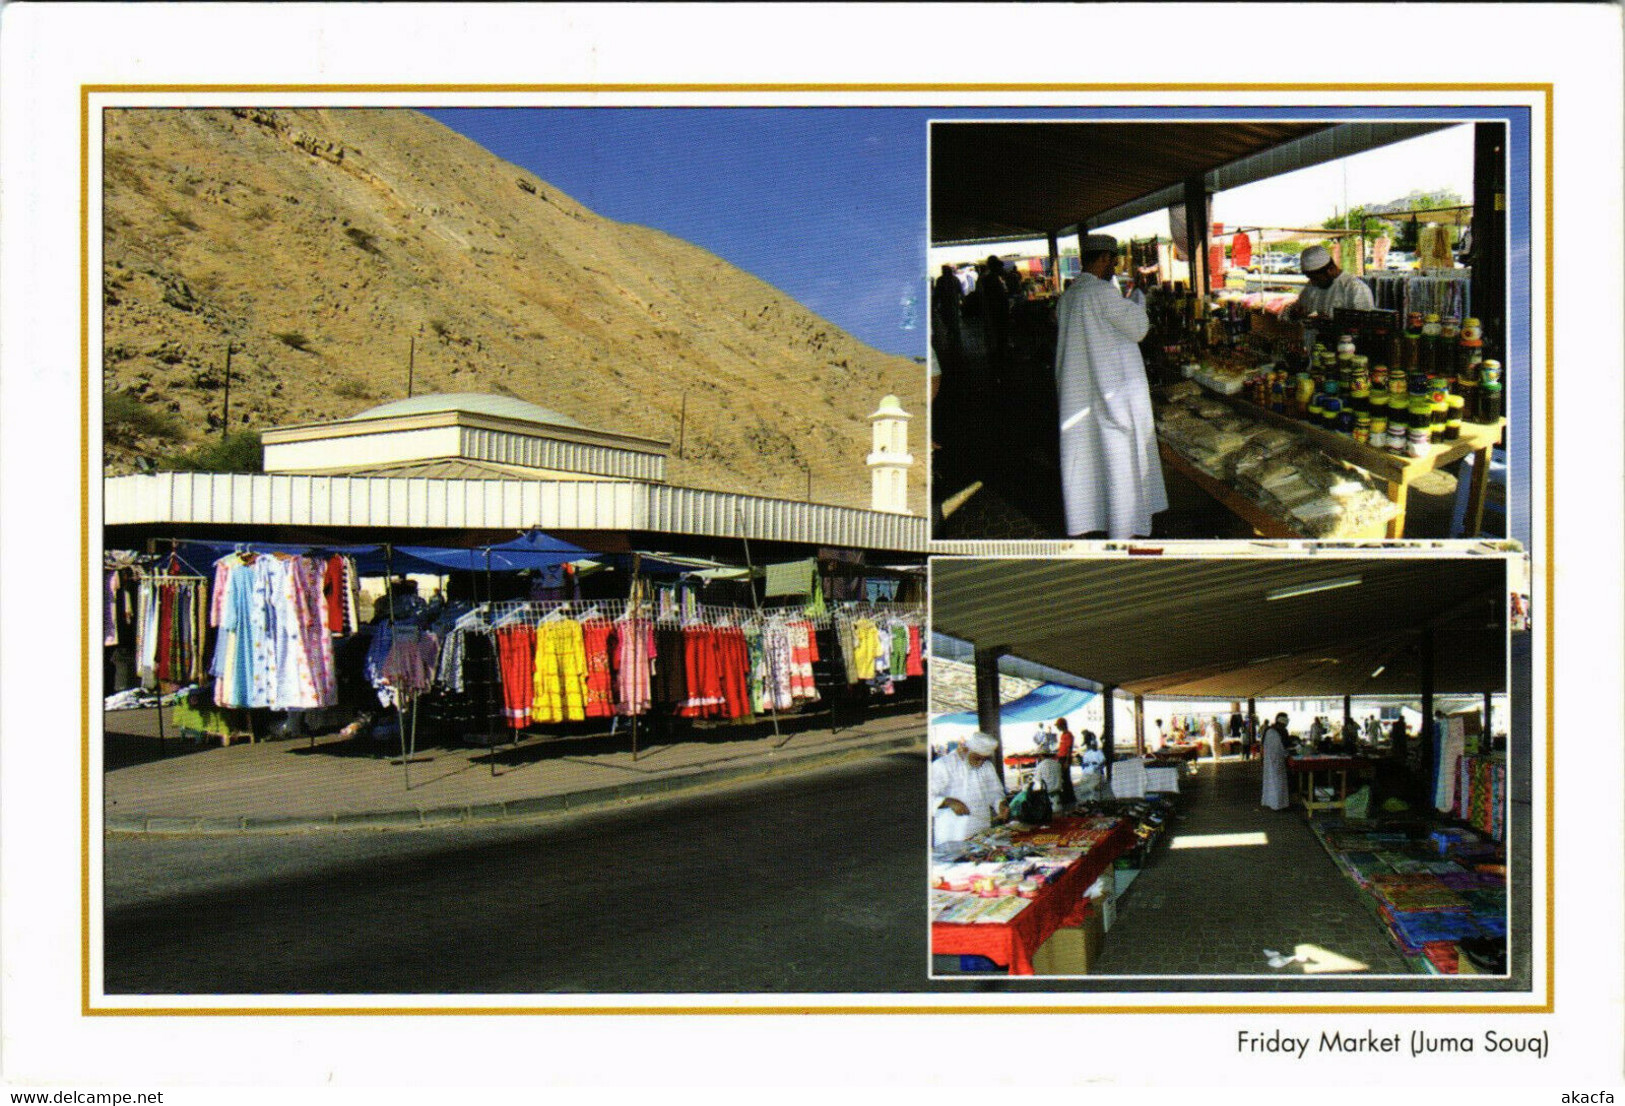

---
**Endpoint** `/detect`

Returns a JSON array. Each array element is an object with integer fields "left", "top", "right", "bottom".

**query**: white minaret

[{"left": 866, "top": 394, "right": 913, "bottom": 515}]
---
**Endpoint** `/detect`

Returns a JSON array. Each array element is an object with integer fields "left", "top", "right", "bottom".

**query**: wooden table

[
  {"left": 1287, "top": 755, "right": 1374, "bottom": 815},
  {"left": 1161, "top": 391, "right": 1504, "bottom": 539}
]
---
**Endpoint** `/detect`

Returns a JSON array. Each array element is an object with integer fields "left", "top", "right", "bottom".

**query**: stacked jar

[
  {"left": 1407, "top": 396, "right": 1433, "bottom": 457},
  {"left": 1479, "top": 359, "right": 1504, "bottom": 423},
  {"left": 1368, "top": 368, "right": 1392, "bottom": 448},
  {"left": 1400, "top": 312, "right": 1423, "bottom": 375}
]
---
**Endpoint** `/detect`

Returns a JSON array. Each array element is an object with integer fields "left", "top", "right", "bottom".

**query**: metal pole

[
  {"left": 480, "top": 547, "right": 505, "bottom": 774},
  {"left": 384, "top": 544, "right": 411, "bottom": 791},
  {"left": 973, "top": 645, "right": 1008, "bottom": 785},
  {"left": 630, "top": 553, "right": 642, "bottom": 762},
  {"left": 1102, "top": 685, "right": 1117, "bottom": 787},
  {"left": 736, "top": 516, "right": 785, "bottom": 748},
  {"left": 407, "top": 336, "right": 415, "bottom": 399},
  {"left": 221, "top": 344, "right": 233, "bottom": 437},
  {"left": 676, "top": 393, "right": 687, "bottom": 458}
]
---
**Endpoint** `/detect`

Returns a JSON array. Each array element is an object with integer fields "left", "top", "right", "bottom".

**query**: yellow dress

[
  {"left": 532, "top": 618, "right": 589, "bottom": 723},
  {"left": 852, "top": 618, "right": 881, "bottom": 680}
]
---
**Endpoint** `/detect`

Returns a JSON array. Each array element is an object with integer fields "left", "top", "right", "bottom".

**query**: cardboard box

[{"left": 1030, "top": 909, "right": 1105, "bottom": 976}]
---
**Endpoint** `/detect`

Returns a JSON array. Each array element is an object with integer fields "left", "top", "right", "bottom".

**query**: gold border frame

[{"left": 82, "top": 82, "right": 1554, "bottom": 1017}]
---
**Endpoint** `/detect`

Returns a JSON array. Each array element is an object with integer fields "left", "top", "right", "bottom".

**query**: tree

[
  {"left": 1373, "top": 190, "right": 1466, "bottom": 252},
  {"left": 157, "top": 431, "right": 264, "bottom": 474}
]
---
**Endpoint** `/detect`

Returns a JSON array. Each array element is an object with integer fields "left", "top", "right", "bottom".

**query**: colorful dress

[{"left": 532, "top": 618, "right": 589, "bottom": 724}]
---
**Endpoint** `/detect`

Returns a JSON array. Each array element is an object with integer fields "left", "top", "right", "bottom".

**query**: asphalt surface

[{"left": 104, "top": 749, "right": 936, "bottom": 995}]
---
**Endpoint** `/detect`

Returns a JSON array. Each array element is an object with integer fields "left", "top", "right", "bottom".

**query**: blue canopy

[
  {"left": 165, "top": 530, "right": 599, "bottom": 576},
  {"left": 932, "top": 683, "right": 1097, "bottom": 730}
]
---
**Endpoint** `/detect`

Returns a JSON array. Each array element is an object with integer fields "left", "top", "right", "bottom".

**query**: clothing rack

[{"left": 1361, "top": 271, "right": 1472, "bottom": 320}]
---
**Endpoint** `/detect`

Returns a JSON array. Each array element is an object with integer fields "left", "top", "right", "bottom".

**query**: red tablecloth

[{"left": 931, "top": 818, "right": 1133, "bottom": 975}]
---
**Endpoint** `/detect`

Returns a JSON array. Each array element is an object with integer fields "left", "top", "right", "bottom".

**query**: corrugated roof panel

[
  {"left": 933, "top": 120, "right": 1452, "bottom": 243},
  {"left": 105, "top": 474, "right": 929, "bottom": 551},
  {"left": 931, "top": 558, "right": 1506, "bottom": 697}
]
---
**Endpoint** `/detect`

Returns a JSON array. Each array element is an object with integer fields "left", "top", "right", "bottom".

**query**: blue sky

[
  {"left": 426, "top": 108, "right": 1489, "bottom": 363},
  {"left": 426, "top": 108, "right": 930, "bottom": 359}
]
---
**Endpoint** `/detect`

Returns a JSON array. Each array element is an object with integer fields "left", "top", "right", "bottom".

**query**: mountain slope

[{"left": 102, "top": 107, "right": 925, "bottom": 514}]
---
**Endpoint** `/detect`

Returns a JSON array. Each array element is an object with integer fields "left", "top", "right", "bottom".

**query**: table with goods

[
  {"left": 1154, "top": 305, "right": 1505, "bottom": 539},
  {"left": 929, "top": 814, "right": 1133, "bottom": 975},
  {"left": 1312, "top": 818, "right": 1507, "bottom": 975},
  {"left": 1287, "top": 754, "right": 1377, "bottom": 815}
]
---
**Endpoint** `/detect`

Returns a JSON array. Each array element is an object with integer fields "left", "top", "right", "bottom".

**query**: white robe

[
  {"left": 1260, "top": 726, "right": 1290, "bottom": 810},
  {"left": 1053, "top": 273, "right": 1168, "bottom": 537},
  {"left": 929, "top": 749, "right": 1007, "bottom": 839},
  {"left": 1288, "top": 270, "right": 1375, "bottom": 317}
]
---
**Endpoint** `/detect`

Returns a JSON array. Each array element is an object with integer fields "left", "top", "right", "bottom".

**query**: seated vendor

[{"left": 930, "top": 732, "right": 1009, "bottom": 838}]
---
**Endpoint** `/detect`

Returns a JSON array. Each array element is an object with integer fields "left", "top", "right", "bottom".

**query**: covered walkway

[{"left": 1093, "top": 759, "right": 1409, "bottom": 976}]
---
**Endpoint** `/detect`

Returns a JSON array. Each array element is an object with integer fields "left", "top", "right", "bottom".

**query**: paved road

[{"left": 104, "top": 750, "right": 936, "bottom": 994}]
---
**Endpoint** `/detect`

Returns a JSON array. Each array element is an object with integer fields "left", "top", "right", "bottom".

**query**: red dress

[
  {"left": 580, "top": 619, "right": 615, "bottom": 719},
  {"left": 494, "top": 625, "right": 537, "bottom": 729}
]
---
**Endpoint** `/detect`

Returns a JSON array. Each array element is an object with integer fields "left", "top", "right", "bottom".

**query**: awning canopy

[
  {"left": 931, "top": 558, "right": 1507, "bottom": 699},
  {"left": 930, "top": 120, "right": 1452, "bottom": 244},
  {"left": 932, "top": 682, "right": 1098, "bottom": 730},
  {"left": 166, "top": 529, "right": 598, "bottom": 576}
]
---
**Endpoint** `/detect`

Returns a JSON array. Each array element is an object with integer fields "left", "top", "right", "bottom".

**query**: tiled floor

[{"left": 1091, "top": 758, "right": 1413, "bottom": 977}]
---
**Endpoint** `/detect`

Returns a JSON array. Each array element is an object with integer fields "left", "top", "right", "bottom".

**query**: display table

[
  {"left": 1288, "top": 755, "right": 1375, "bottom": 814},
  {"left": 931, "top": 818, "right": 1132, "bottom": 976},
  {"left": 1148, "top": 743, "right": 1202, "bottom": 764},
  {"left": 1161, "top": 389, "right": 1504, "bottom": 539}
]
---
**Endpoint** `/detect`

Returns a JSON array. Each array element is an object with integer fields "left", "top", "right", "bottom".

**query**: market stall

[
  {"left": 1288, "top": 754, "right": 1377, "bottom": 815},
  {"left": 930, "top": 814, "right": 1133, "bottom": 975},
  {"left": 105, "top": 534, "right": 925, "bottom": 775},
  {"left": 929, "top": 120, "right": 1511, "bottom": 542},
  {"left": 1157, "top": 302, "right": 1505, "bottom": 540},
  {"left": 931, "top": 558, "right": 1516, "bottom": 978}
]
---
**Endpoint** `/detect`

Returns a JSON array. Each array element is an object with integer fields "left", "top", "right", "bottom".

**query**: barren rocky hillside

[{"left": 102, "top": 108, "right": 925, "bottom": 513}]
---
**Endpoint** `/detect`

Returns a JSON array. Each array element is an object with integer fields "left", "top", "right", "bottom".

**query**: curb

[{"left": 106, "top": 733, "right": 924, "bottom": 836}]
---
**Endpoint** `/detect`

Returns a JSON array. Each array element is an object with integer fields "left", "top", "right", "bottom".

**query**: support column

[
  {"left": 1047, "top": 231, "right": 1061, "bottom": 291},
  {"left": 1483, "top": 689, "right": 1494, "bottom": 748},
  {"left": 1182, "top": 176, "right": 1210, "bottom": 299},
  {"left": 1471, "top": 122, "right": 1508, "bottom": 361},
  {"left": 974, "top": 645, "right": 1009, "bottom": 785},
  {"left": 1247, "top": 697, "right": 1257, "bottom": 753},
  {"left": 1102, "top": 685, "right": 1117, "bottom": 786},
  {"left": 1133, "top": 694, "right": 1145, "bottom": 756},
  {"left": 1418, "top": 628, "right": 1436, "bottom": 803}
]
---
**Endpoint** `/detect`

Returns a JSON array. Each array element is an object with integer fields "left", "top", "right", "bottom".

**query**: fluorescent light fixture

[
  {"left": 1370, "top": 665, "right": 1386, "bottom": 678},
  {"left": 1264, "top": 575, "right": 1363, "bottom": 602}
]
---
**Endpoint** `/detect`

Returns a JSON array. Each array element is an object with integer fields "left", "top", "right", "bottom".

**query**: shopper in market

[
  {"left": 1260, "top": 712, "right": 1292, "bottom": 811},
  {"left": 1052, "top": 233, "right": 1169, "bottom": 539},
  {"left": 1053, "top": 716, "right": 1077, "bottom": 808},
  {"left": 931, "top": 731, "right": 1009, "bottom": 838},
  {"left": 1284, "top": 244, "right": 1375, "bottom": 319},
  {"left": 933, "top": 263, "right": 964, "bottom": 367}
]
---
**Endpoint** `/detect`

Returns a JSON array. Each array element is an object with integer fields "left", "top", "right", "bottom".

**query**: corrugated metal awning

[
  {"left": 104, "top": 472, "right": 930, "bottom": 553},
  {"left": 931, "top": 120, "right": 1452, "bottom": 244},
  {"left": 930, "top": 557, "right": 1507, "bottom": 698}
]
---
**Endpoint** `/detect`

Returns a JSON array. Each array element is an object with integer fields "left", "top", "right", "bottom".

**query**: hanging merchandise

[
  {"left": 613, "top": 611, "right": 655, "bottom": 717},
  {"left": 1230, "top": 231, "right": 1252, "bottom": 271},
  {"left": 423, "top": 597, "right": 919, "bottom": 732},
  {"left": 1417, "top": 223, "right": 1455, "bottom": 270},
  {"left": 494, "top": 622, "right": 538, "bottom": 730},
  {"left": 209, "top": 551, "right": 339, "bottom": 710},
  {"left": 320, "top": 554, "right": 363, "bottom": 636},
  {"left": 135, "top": 571, "right": 209, "bottom": 690},
  {"left": 1455, "top": 756, "right": 1507, "bottom": 841}
]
